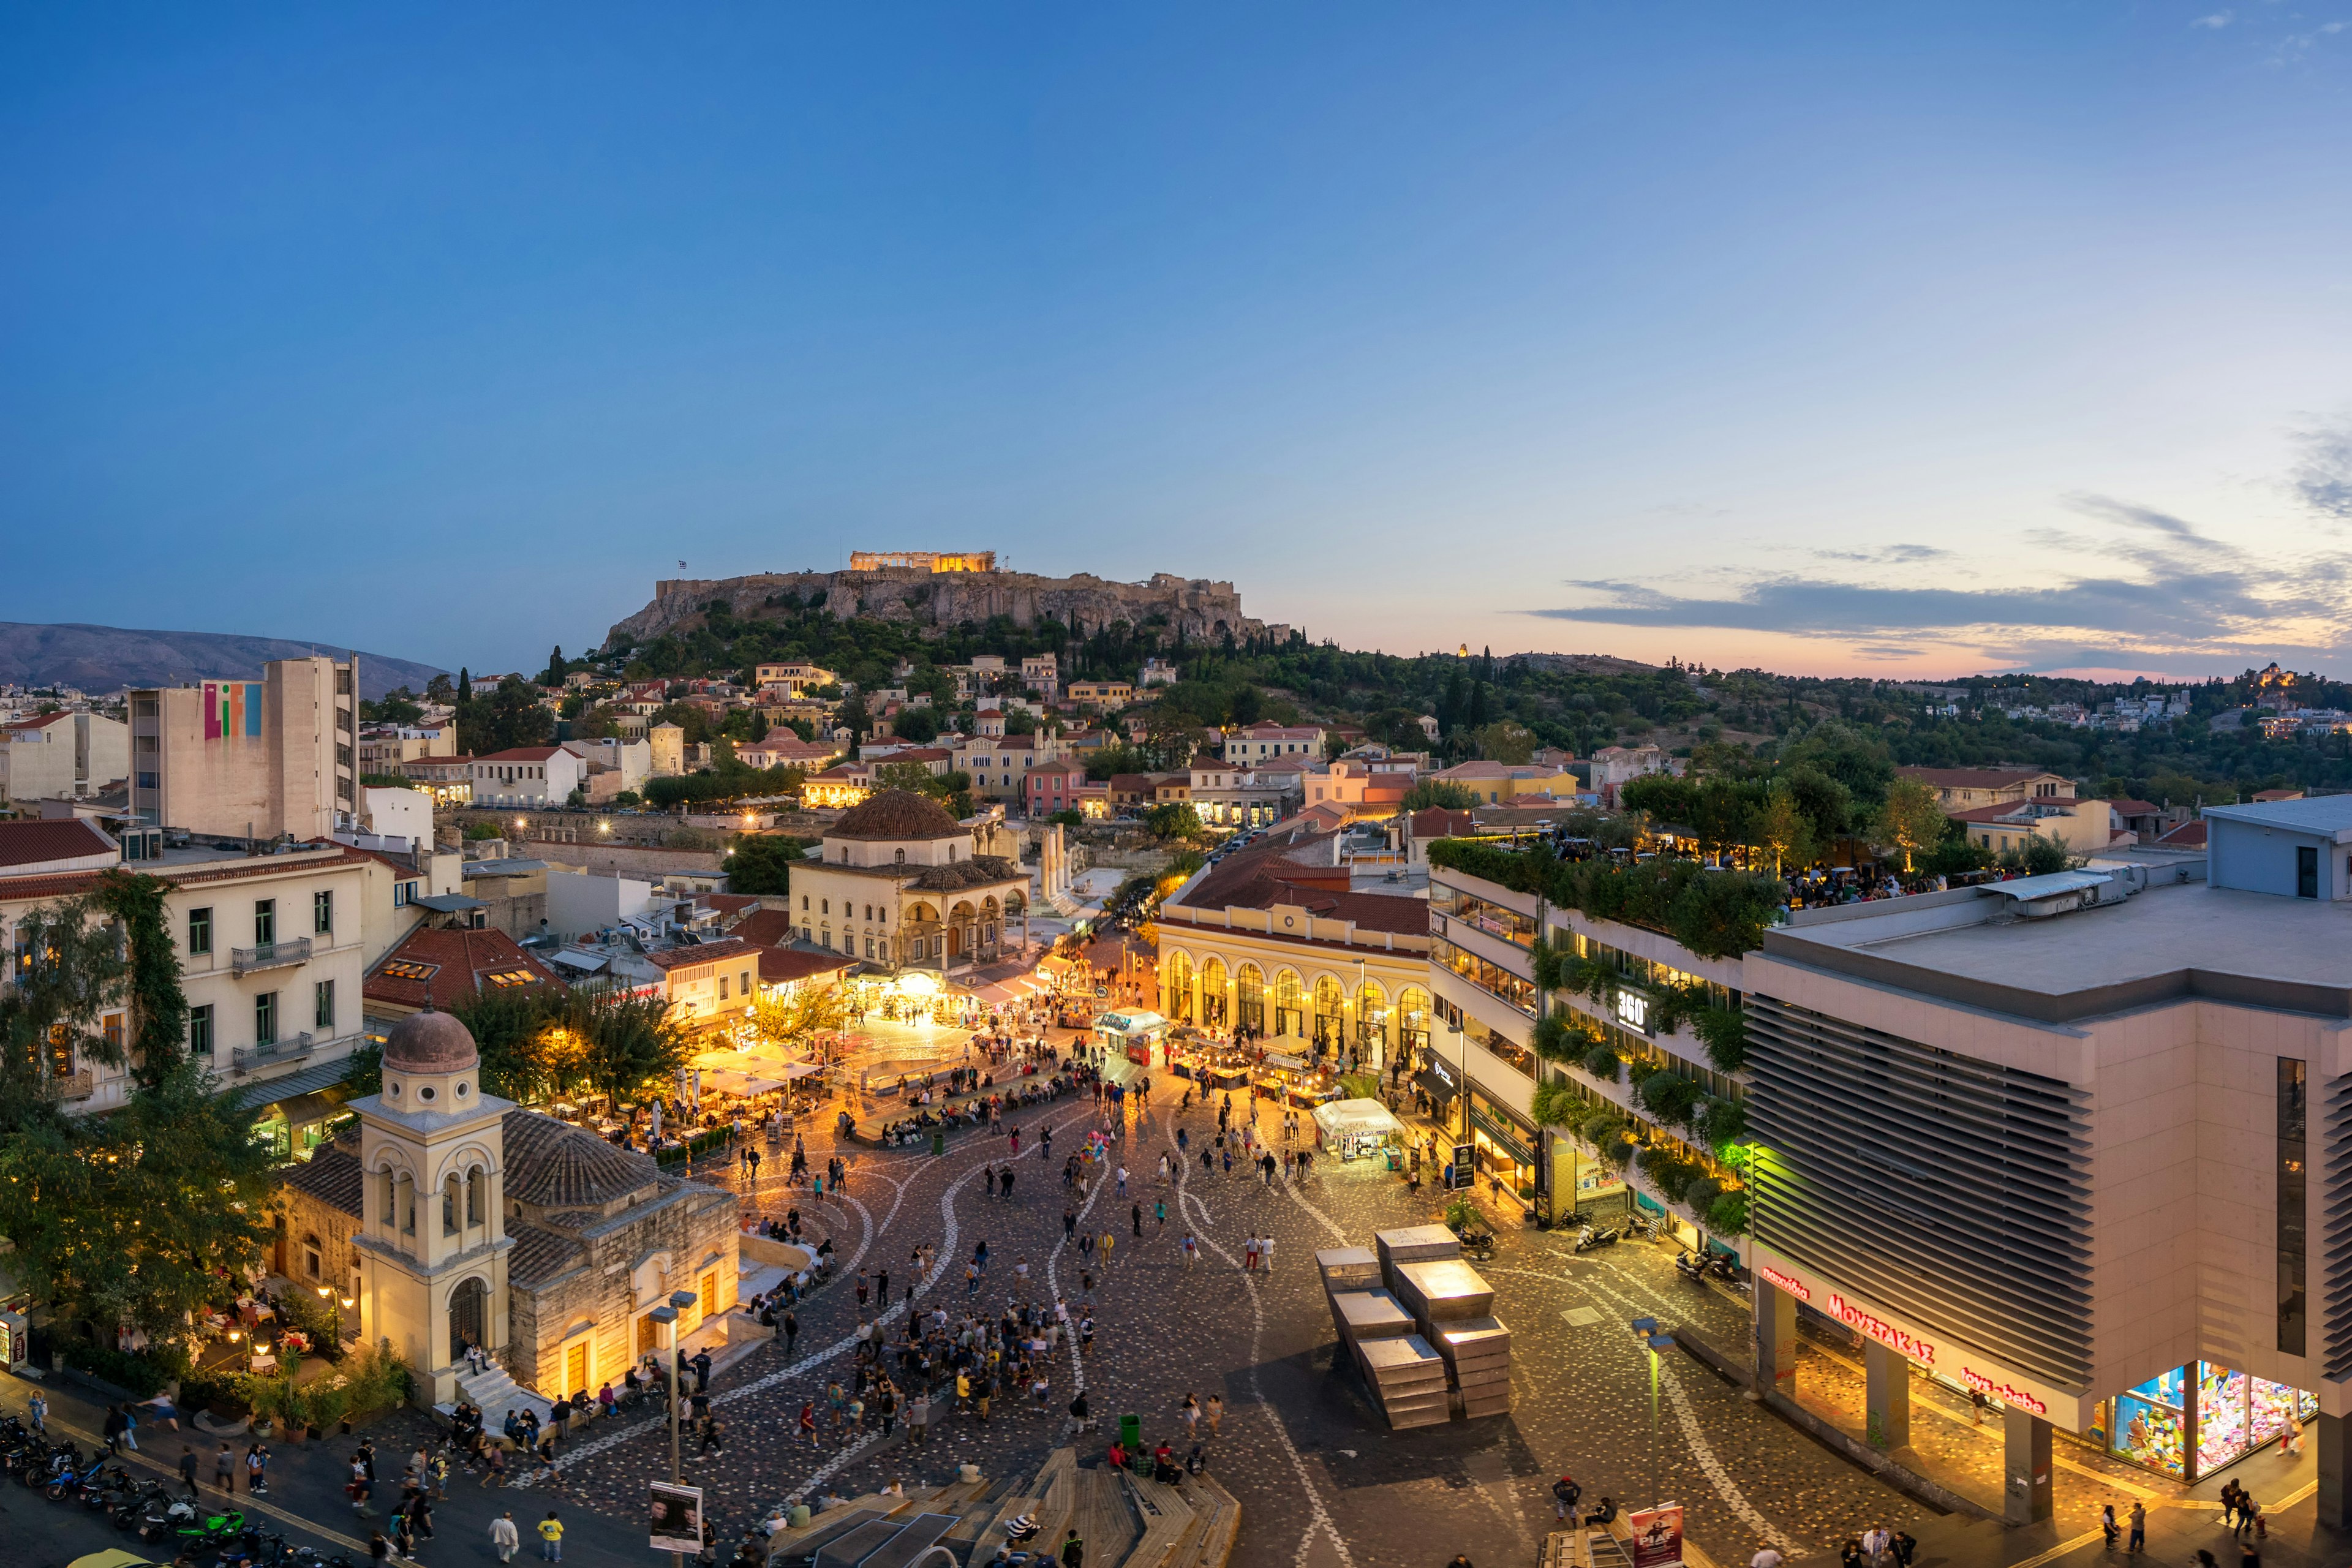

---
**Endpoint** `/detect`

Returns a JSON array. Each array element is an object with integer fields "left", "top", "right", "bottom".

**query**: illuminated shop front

[{"left": 2106, "top": 1361, "right": 2316, "bottom": 1481}]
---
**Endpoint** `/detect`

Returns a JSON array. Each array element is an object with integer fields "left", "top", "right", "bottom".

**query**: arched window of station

[
  {"left": 1200, "top": 957, "right": 1229, "bottom": 1028},
  {"left": 1272, "top": 970, "right": 1305, "bottom": 1038},
  {"left": 1236, "top": 963, "right": 1266, "bottom": 1034}
]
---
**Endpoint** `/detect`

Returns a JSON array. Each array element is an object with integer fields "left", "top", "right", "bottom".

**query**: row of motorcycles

[
  {"left": 1676, "top": 1248, "right": 1740, "bottom": 1284},
  {"left": 0, "top": 1415, "right": 356, "bottom": 1568}
]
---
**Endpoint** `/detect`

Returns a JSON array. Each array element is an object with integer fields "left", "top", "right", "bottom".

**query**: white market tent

[
  {"left": 699, "top": 1068, "right": 789, "bottom": 1095},
  {"left": 1312, "top": 1097, "right": 1406, "bottom": 1141}
]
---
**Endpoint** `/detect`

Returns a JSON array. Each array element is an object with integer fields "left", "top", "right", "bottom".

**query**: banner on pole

[
  {"left": 1628, "top": 1503, "right": 1684, "bottom": 1568},
  {"left": 649, "top": 1480, "right": 704, "bottom": 1553}
]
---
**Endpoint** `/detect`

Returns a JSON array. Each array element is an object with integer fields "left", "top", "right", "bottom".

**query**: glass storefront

[{"left": 2109, "top": 1361, "right": 2312, "bottom": 1481}]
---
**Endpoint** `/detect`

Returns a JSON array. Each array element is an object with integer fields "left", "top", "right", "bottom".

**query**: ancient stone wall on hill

[{"left": 607, "top": 568, "right": 1273, "bottom": 647}]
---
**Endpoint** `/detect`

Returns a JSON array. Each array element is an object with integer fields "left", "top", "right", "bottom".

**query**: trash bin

[{"left": 1119, "top": 1413, "right": 1142, "bottom": 1450}]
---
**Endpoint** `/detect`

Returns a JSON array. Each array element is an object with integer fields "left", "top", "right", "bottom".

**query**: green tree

[
  {"left": 1757, "top": 788, "right": 1816, "bottom": 876},
  {"left": 543, "top": 646, "right": 568, "bottom": 687},
  {"left": 1873, "top": 777, "right": 1948, "bottom": 873},
  {"left": 1145, "top": 802, "right": 1205, "bottom": 843},
  {"left": 726, "top": 834, "right": 804, "bottom": 895},
  {"left": 460, "top": 676, "right": 555, "bottom": 755},
  {"left": 1401, "top": 779, "right": 1478, "bottom": 811},
  {"left": 0, "top": 1060, "right": 276, "bottom": 1339},
  {"left": 892, "top": 705, "right": 944, "bottom": 744},
  {"left": 1470, "top": 720, "right": 1536, "bottom": 764}
]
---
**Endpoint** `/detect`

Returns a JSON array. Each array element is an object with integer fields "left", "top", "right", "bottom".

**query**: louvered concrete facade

[{"left": 1747, "top": 872, "right": 2352, "bottom": 1520}]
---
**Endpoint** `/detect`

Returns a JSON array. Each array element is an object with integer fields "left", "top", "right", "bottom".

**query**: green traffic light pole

[{"left": 1630, "top": 1316, "right": 1675, "bottom": 1507}]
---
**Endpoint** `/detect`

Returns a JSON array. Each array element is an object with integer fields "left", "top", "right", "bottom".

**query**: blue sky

[{"left": 5, "top": 4, "right": 2351, "bottom": 681}]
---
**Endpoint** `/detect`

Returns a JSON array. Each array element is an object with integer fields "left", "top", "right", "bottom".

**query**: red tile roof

[
  {"left": 699, "top": 892, "right": 761, "bottom": 918},
  {"left": 758, "top": 948, "right": 854, "bottom": 985},
  {"left": 2157, "top": 820, "right": 2209, "bottom": 846},
  {"left": 0, "top": 818, "right": 115, "bottom": 870},
  {"left": 729, "top": 908, "right": 799, "bottom": 948},
  {"left": 643, "top": 937, "right": 757, "bottom": 973},
  {"left": 2106, "top": 799, "right": 2162, "bottom": 816},
  {"left": 361, "top": 925, "right": 565, "bottom": 1009},
  {"left": 475, "top": 746, "right": 570, "bottom": 762}
]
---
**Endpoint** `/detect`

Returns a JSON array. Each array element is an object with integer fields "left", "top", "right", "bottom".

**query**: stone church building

[{"left": 276, "top": 1008, "right": 741, "bottom": 1409}]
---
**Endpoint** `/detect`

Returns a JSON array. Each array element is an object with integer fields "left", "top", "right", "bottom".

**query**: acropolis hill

[{"left": 607, "top": 560, "right": 1280, "bottom": 647}]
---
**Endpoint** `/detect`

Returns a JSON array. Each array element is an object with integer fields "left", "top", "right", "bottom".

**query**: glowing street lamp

[{"left": 1630, "top": 1316, "right": 1676, "bottom": 1504}]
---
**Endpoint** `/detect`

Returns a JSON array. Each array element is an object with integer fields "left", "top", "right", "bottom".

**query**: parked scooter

[
  {"left": 1674, "top": 1250, "right": 1709, "bottom": 1283},
  {"left": 1573, "top": 1224, "right": 1620, "bottom": 1253}
]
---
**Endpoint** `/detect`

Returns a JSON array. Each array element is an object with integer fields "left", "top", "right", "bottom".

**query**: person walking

[
  {"left": 1863, "top": 1525, "right": 1891, "bottom": 1568},
  {"left": 783, "top": 1309, "right": 799, "bottom": 1358},
  {"left": 1205, "top": 1393, "right": 1223, "bottom": 1435},
  {"left": 214, "top": 1440, "right": 238, "bottom": 1494},
  {"left": 1132, "top": 1202, "right": 1144, "bottom": 1239},
  {"left": 1061, "top": 1527, "right": 1085, "bottom": 1567},
  {"left": 2127, "top": 1500, "right": 2147, "bottom": 1553},
  {"left": 538, "top": 1510, "right": 564, "bottom": 1561},
  {"left": 1243, "top": 1235, "right": 1259, "bottom": 1273},
  {"left": 481, "top": 1443, "right": 507, "bottom": 1487},
  {"left": 27, "top": 1392, "right": 45, "bottom": 1436},
  {"left": 1259, "top": 1233, "right": 1275, "bottom": 1274},
  {"left": 103, "top": 1404, "right": 127, "bottom": 1458},
  {"left": 1182, "top": 1232, "right": 1197, "bottom": 1267},
  {"left": 178, "top": 1444, "right": 202, "bottom": 1500},
  {"left": 1181, "top": 1394, "right": 1200, "bottom": 1438},
  {"left": 2100, "top": 1504, "right": 2118, "bottom": 1550},
  {"left": 1099, "top": 1230, "right": 1115, "bottom": 1271},
  {"left": 491, "top": 1512, "right": 521, "bottom": 1564}
]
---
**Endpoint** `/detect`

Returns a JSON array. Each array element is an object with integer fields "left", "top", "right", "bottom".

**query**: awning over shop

[
  {"left": 236, "top": 1059, "right": 357, "bottom": 1112},
  {"left": 1312, "top": 1098, "right": 1405, "bottom": 1141},
  {"left": 1413, "top": 1063, "right": 1461, "bottom": 1104}
]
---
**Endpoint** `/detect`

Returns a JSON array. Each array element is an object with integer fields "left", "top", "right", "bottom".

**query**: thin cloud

[
  {"left": 1811, "top": 543, "right": 1950, "bottom": 564},
  {"left": 2291, "top": 418, "right": 2352, "bottom": 519},
  {"left": 2192, "top": 10, "right": 2233, "bottom": 28},
  {"left": 1526, "top": 495, "right": 2352, "bottom": 667}
]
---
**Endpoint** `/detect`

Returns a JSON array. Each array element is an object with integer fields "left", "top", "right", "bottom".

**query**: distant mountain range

[{"left": 0, "top": 623, "right": 445, "bottom": 703}]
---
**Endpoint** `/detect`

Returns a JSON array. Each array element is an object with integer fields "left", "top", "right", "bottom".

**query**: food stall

[
  {"left": 1253, "top": 1040, "right": 1343, "bottom": 1107},
  {"left": 1168, "top": 1034, "right": 1253, "bottom": 1088},
  {"left": 1092, "top": 1009, "right": 1170, "bottom": 1066},
  {"left": 1311, "top": 1097, "right": 1406, "bottom": 1162}
]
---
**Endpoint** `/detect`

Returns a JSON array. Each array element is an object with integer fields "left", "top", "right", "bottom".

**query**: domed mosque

[
  {"left": 274, "top": 1006, "right": 742, "bottom": 1419},
  {"left": 791, "top": 788, "right": 1031, "bottom": 971}
]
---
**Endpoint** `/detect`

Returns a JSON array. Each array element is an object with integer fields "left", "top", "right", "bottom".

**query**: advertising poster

[
  {"left": 649, "top": 1481, "right": 704, "bottom": 1553},
  {"left": 1629, "top": 1503, "right": 1684, "bottom": 1568}
]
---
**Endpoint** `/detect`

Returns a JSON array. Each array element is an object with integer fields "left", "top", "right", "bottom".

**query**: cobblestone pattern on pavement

[{"left": 522, "top": 1041, "right": 1953, "bottom": 1568}]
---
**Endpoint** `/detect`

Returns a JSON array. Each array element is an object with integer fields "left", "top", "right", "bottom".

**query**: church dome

[
  {"left": 830, "top": 789, "right": 963, "bottom": 841},
  {"left": 383, "top": 1009, "right": 479, "bottom": 1074}
]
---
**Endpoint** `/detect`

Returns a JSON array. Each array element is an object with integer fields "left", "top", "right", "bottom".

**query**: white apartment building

[
  {"left": 1221, "top": 722, "right": 1325, "bottom": 763},
  {"left": 467, "top": 746, "right": 587, "bottom": 808},
  {"left": 570, "top": 736, "right": 651, "bottom": 792},
  {"left": 0, "top": 819, "right": 372, "bottom": 1156},
  {"left": 129, "top": 657, "right": 360, "bottom": 842},
  {"left": 0, "top": 710, "right": 130, "bottom": 802}
]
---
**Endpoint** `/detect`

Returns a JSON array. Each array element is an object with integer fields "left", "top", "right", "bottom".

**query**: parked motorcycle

[
  {"left": 1675, "top": 1250, "right": 1709, "bottom": 1283},
  {"left": 45, "top": 1453, "right": 107, "bottom": 1502},
  {"left": 113, "top": 1477, "right": 170, "bottom": 1531},
  {"left": 1573, "top": 1224, "right": 1619, "bottom": 1253}
]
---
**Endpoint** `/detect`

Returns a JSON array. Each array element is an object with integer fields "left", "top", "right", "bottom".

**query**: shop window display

[
  {"left": 2196, "top": 1362, "right": 2250, "bottom": 1474},
  {"left": 2114, "top": 1367, "right": 2185, "bottom": 1479},
  {"left": 2252, "top": 1377, "right": 2301, "bottom": 1448}
]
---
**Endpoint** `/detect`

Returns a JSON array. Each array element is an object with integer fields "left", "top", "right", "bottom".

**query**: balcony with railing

[
  {"left": 231, "top": 937, "right": 312, "bottom": 974},
  {"left": 56, "top": 1068, "right": 96, "bottom": 1101},
  {"left": 232, "top": 1032, "right": 315, "bottom": 1073}
]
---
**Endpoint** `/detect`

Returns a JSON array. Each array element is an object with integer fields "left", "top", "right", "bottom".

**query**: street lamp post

[
  {"left": 651, "top": 1289, "right": 699, "bottom": 1568},
  {"left": 1630, "top": 1316, "right": 1675, "bottom": 1506}
]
